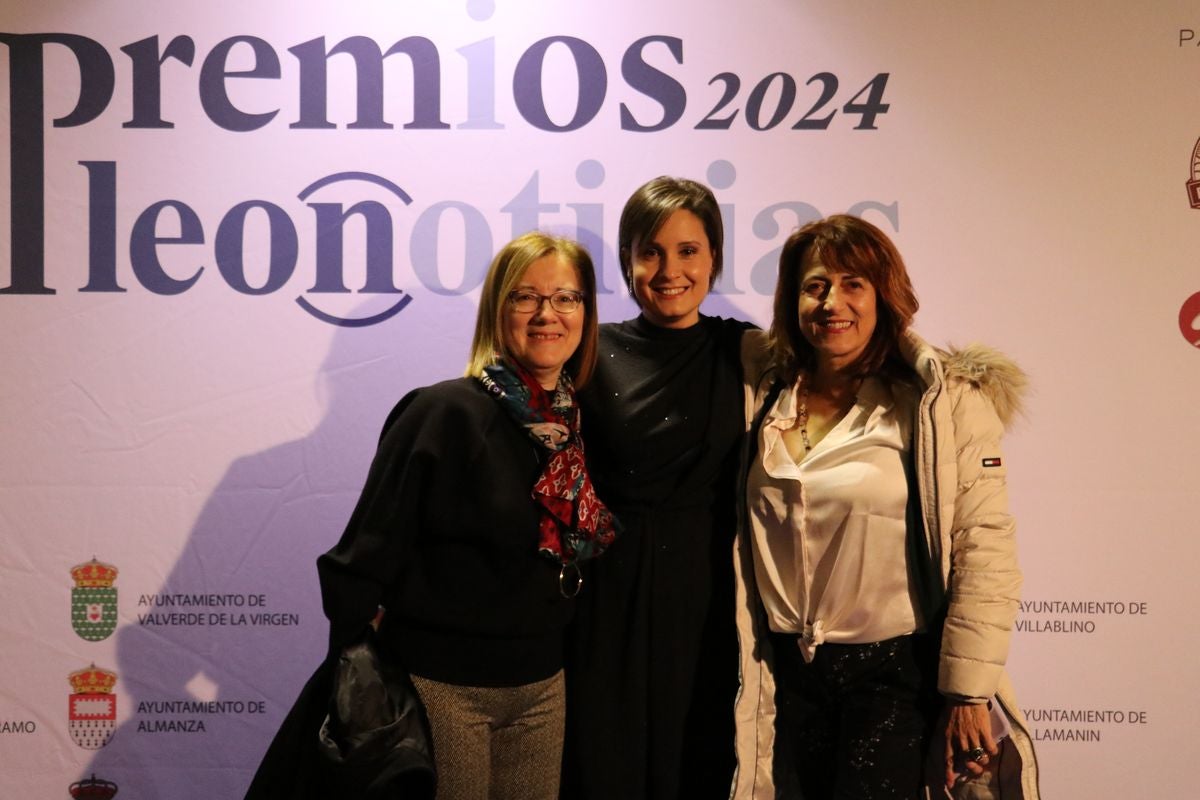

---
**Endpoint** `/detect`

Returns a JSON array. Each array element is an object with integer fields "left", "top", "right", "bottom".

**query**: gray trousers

[{"left": 410, "top": 670, "right": 565, "bottom": 800}]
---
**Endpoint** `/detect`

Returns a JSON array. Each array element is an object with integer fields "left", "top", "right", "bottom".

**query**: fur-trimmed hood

[
  {"left": 938, "top": 343, "right": 1028, "bottom": 429},
  {"left": 901, "top": 333, "right": 1028, "bottom": 430}
]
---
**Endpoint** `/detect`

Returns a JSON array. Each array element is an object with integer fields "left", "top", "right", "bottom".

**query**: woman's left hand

[{"left": 942, "top": 701, "right": 998, "bottom": 789}]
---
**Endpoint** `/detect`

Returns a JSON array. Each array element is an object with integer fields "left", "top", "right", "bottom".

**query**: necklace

[
  {"left": 796, "top": 382, "right": 813, "bottom": 454},
  {"left": 795, "top": 374, "right": 862, "bottom": 454}
]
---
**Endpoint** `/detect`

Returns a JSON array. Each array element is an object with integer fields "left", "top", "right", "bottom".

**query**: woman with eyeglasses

[
  {"left": 247, "top": 232, "right": 619, "bottom": 800},
  {"left": 562, "top": 177, "right": 752, "bottom": 799}
]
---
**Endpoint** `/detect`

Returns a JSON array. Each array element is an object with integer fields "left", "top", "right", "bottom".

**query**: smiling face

[
  {"left": 502, "top": 254, "right": 585, "bottom": 389},
  {"left": 797, "top": 247, "right": 878, "bottom": 372},
  {"left": 629, "top": 209, "right": 714, "bottom": 329}
]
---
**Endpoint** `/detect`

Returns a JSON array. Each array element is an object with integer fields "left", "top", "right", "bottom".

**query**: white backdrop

[{"left": 2, "top": 1, "right": 1198, "bottom": 796}]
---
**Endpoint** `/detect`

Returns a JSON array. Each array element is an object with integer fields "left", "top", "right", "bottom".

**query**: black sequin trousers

[{"left": 769, "top": 632, "right": 941, "bottom": 800}]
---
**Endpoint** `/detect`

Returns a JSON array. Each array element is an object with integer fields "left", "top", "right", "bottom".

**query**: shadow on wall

[{"left": 80, "top": 294, "right": 473, "bottom": 799}]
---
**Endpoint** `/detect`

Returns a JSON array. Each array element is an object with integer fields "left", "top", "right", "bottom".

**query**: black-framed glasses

[{"left": 507, "top": 290, "right": 584, "bottom": 314}]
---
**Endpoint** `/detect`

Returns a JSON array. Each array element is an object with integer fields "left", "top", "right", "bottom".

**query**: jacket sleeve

[
  {"left": 937, "top": 380, "right": 1023, "bottom": 700},
  {"left": 316, "top": 385, "right": 476, "bottom": 653}
]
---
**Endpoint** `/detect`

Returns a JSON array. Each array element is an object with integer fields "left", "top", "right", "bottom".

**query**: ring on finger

[{"left": 965, "top": 746, "right": 987, "bottom": 762}]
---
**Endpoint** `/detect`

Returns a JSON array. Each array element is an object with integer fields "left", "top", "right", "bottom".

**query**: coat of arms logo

[
  {"left": 70, "top": 559, "right": 118, "bottom": 642},
  {"left": 69, "top": 773, "right": 119, "bottom": 798},
  {"left": 1188, "top": 136, "right": 1200, "bottom": 208},
  {"left": 68, "top": 665, "right": 118, "bottom": 749}
]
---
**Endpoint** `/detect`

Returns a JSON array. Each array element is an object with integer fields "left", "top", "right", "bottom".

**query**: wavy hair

[{"left": 769, "top": 214, "right": 919, "bottom": 385}]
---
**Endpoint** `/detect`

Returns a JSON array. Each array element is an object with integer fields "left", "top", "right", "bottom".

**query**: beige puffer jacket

[{"left": 730, "top": 329, "right": 1040, "bottom": 800}]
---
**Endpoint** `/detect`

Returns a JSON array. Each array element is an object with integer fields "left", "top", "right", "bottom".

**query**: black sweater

[{"left": 317, "top": 378, "right": 574, "bottom": 687}]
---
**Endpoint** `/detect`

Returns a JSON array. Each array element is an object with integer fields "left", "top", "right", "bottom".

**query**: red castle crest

[{"left": 68, "top": 665, "right": 118, "bottom": 750}]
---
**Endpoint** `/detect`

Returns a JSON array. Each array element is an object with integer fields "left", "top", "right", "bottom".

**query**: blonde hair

[{"left": 464, "top": 231, "right": 599, "bottom": 388}]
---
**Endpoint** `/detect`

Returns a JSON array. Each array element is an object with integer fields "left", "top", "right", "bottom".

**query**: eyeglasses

[{"left": 507, "top": 290, "right": 584, "bottom": 314}]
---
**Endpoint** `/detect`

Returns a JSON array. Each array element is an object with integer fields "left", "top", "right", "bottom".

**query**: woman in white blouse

[{"left": 732, "top": 215, "right": 1039, "bottom": 799}]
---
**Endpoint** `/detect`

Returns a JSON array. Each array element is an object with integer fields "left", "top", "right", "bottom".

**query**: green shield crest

[{"left": 72, "top": 585, "right": 118, "bottom": 641}]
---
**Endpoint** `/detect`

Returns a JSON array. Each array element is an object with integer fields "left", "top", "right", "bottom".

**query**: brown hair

[
  {"left": 465, "top": 231, "right": 599, "bottom": 388},
  {"left": 617, "top": 176, "right": 724, "bottom": 295},
  {"left": 769, "top": 214, "right": 919, "bottom": 384}
]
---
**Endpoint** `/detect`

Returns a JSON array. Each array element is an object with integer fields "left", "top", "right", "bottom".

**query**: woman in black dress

[{"left": 564, "top": 177, "right": 751, "bottom": 799}]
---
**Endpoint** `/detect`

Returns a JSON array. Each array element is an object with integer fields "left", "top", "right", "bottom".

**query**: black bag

[
  {"left": 245, "top": 629, "right": 435, "bottom": 800},
  {"left": 317, "top": 629, "right": 436, "bottom": 799}
]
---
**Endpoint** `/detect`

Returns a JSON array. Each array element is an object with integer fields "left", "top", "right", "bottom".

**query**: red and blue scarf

[{"left": 478, "top": 361, "right": 620, "bottom": 572}]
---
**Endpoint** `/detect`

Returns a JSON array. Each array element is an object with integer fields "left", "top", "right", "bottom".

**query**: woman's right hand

[{"left": 941, "top": 701, "right": 999, "bottom": 789}]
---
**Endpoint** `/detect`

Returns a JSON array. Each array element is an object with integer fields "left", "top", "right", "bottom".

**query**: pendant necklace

[
  {"left": 796, "top": 374, "right": 862, "bottom": 454},
  {"left": 796, "top": 381, "right": 813, "bottom": 454}
]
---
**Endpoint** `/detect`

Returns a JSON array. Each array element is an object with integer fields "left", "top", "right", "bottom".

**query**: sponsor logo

[
  {"left": 67, "top": 665, "right": 118, "bottom": 749},
  {"left": 1181, "top": 138, "right": 1200, "bottom": 348},
  {"left": 1180, "top": 291, "right": 1200, "bottom": 348},
  {"left": 70, "top": 559, "right": 118, "bottom": 642},
  {"left": 1188, "top": 136, "right": 1200, "bottom": 208},
  {"left": 69, "top": 773, "right": 119, "bottom": 799}
]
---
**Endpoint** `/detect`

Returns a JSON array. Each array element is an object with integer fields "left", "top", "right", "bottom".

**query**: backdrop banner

[{"left": 2, "top": 1, "right": 1197, "bottom": 797}]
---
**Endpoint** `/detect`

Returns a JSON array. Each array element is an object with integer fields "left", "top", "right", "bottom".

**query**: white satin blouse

[{"left": 747, "top": 375, "right": 923, "bottom": 662}]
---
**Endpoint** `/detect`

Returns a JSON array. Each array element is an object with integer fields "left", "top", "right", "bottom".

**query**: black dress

[{"left": 564, "top": 314, "right": 750, "bottom": 800}]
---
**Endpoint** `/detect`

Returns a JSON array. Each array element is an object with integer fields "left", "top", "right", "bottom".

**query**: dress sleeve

[
  {"left": 937, "top": 382, "right": 1023, "bottom": 700},
  {"left": 316, "top": 387, "right": 455, "bottom": 652}
]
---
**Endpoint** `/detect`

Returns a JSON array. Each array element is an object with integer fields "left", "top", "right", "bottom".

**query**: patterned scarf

[{"left": 478, "top": 361, "right": 620, "bottom": 572}]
